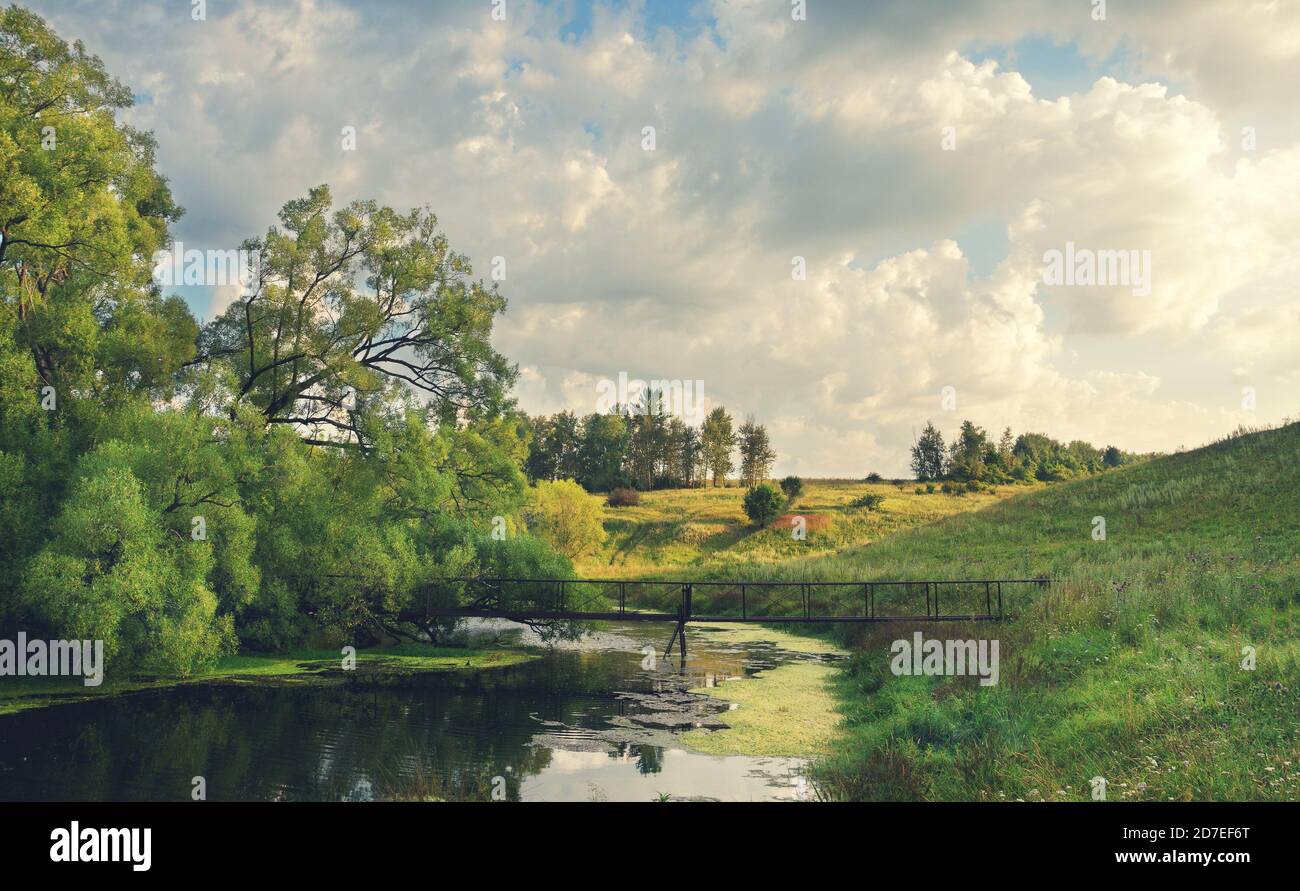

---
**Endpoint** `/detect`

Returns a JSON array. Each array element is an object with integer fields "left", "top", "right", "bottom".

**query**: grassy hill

[
  {"left": 574, "top": 480, "right": 1033, "bottom": 577},
  {"left": 790, "top": 423, "right": 1300, "bottom": 801},
  {"left": 575, "top": 423, "right": 1300, "bottom": 800}
]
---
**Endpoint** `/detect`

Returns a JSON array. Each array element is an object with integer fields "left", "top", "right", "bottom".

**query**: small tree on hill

[
  {"left": 910, "top": 422, "right": 947, "bottom": 481},
  {"left": 701, "top": 407, "right": 736, "bottom": 487},
  {"left": 738, "top": 416, "right": 776, "bottom": 487}
]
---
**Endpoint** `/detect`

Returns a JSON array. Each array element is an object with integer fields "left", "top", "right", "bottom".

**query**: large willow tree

[{"left": 0, "top": 6, "right": 564, "bottom": 672}]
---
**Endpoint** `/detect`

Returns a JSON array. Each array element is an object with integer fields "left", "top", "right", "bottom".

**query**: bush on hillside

[
  {"left": 524, "top": 480, "right": 607, "bottom": 560},
  {"left": 606, "top": 487, "right": 640, "bottom": 507},
  {"left": 743, "top": 482, "right": 787, "bottom": 526},
  {"left": 851, "top": 493, "right": 885, "bottom": 511}
]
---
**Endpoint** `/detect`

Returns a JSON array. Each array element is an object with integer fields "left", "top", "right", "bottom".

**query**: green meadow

[
  {"left": 587, "top": 423, "right": 1300, "bottom": 800},
  {"left": 574, "top": 479, "right": 1032, "bottom": 577}
]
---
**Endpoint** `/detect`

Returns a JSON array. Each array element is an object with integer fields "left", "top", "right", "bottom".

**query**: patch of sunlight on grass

[{"left": 682, "top": 661, "right": 841, "bottom": 757}]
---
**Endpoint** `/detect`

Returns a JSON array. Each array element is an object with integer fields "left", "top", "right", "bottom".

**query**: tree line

[
  {"left": 910, "top": 420, "right": 1142, "bottom": 484},
  {"left": 525, "top": 401, "right": 777, "bottom": 492}
]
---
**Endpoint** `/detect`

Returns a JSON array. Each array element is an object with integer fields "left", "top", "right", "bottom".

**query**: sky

[{"left": 25, "top": 0, "right": 1300, "bottom": 477}]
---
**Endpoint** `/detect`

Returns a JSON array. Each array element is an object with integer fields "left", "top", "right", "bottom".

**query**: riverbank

[
  {"left": 0, "top": 644, "right": 536, "bottom": 716},
  {"left": 680, "top": 624, "right": 845, "bottom": 759}
]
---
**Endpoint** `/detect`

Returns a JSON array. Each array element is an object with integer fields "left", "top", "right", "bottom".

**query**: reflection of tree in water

[
  {"left": 0, "top": 634, "right": 814, "bottom": 802},
  {"left": 0, "top": 663, "right": 592, "bottom": 801},
  {"left": 608, "top": 743, "right": 663, "bottom": 775}
]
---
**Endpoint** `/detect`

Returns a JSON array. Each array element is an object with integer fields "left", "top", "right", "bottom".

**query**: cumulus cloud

[{"left": 25, "top": 0, "right": 1300, "bottom": 475}]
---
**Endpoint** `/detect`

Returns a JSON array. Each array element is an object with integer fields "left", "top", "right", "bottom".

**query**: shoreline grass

[
  {"left": 797, "top": 423, "right": 1300, "bottom": 801},
  {"left": 0, "top": 643, "right": 536, "bottom": 716}
]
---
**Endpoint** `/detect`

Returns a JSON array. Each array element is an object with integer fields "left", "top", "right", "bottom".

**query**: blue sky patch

[{"left": 964, "top": 34, "right": 1146, "bottom": 99}]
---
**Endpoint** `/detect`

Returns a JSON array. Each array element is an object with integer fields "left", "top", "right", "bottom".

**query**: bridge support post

[
  {"left": 680, "top": 583, "right": 691, "bottom": 672},
  {"left": 661, "top": 620, "right": 687, "bottom": 673},
  {"left": 659, "top": 584, "right": 693, "bottom": 673}
]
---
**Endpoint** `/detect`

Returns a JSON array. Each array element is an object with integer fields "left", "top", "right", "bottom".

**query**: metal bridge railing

[{"left": 423, "top": 577, "right": 1051, "bottom": 623}]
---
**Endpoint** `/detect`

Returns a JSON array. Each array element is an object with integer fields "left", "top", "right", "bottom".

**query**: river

[{"left": 0, "top": 621, "right": 837, "bottom": 802}]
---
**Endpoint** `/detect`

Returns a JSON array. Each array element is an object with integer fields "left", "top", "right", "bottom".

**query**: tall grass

[{"left": 792, "top": 423, "right": 1300, "bottom": 801}]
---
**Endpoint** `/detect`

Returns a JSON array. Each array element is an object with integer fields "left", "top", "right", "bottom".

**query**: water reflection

[{"left": 0, "top": 624, "right": 829, "bottom": 802}]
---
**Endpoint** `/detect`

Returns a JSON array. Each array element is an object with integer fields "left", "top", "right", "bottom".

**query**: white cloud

[{"left": 25, "top": 0, "right": 1300, "bottom": 475}]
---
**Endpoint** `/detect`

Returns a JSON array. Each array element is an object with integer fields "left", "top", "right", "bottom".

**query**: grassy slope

[
  {"left": 576, "top": 480, "right": 1031, "bottom": 577},
  {"left": 790, "top": 424, "right": 1300, "bottom": 800}
]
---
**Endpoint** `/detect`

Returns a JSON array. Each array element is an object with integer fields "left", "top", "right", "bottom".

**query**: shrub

[
  {"left": 914, "top": 486, "right": 924, "bottom": 495},
  {"left": 851, "top": 493, "right": 885, "bottom": 511},
  {"left": 779, "top": 475, "right": 804, "bottom": 500},
  {"left": 925, "top": 483, "right": 936, "bottom": 494},
  {"left": 524, "top": 480, "right": 607, "bottom": 560},
  {"left": 743, "top": 482, "right": 787, "bottom": 526},
  {"left": 865, "top": 472, "right": 884, "bottom": 483},
  {"left": 606, "top": 487, "right": 640, "bottom": 507}
]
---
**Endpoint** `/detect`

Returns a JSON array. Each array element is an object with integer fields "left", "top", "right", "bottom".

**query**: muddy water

[{"left": 0, "top": 622, "right": 836, "bottom": 802}]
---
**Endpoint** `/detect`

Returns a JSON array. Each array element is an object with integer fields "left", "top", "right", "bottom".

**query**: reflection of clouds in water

[
  {"left": 521, "top": 750, "right": 809, "bottom": 803},
  {"left": 461, "top": 617, "right": 643, "bottom": 652},
  {"left": 544, "top": 749, "right": 615, "bottom": 771}
]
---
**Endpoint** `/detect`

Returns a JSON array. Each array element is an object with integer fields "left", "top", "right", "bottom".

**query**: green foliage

[
  {"left": 737, "top": 416, "right": 775, "bottom": 488},
  {"left": 19, "top": 441, "right": 233, "bottom": 673},
  {"left": 742, "top": 482, "right": 786, "bottom": 526},
  {"left": 525, "top": 402, "right": 774, "bottom": 494},
  {"left": 701, "top": 406, "right": 736, "bottom": 487},
  {"left": 910, "top": 422, "right": 945, "bottom": 481},
  {"left": 525, "top": 479, "right": 607, "bottom": 560},
  {"left": 850, "top": 492, "right": 885, "bottom": 511},
  {"left": 779, "top": 475, "right": 804, "bottom": 500},
  {"left": 0, "top": 9, "right": 550, "bottom": 671},
  {"left": 911, "top": 418, "right": 1138, "bottom": 487},
  {"left": 577, "top": 411, "right": 630, "bottom": 490},
  {"left": 0, "top": 6, "right": 184, "bottom": 402},
  {"left": 198, "top": 184, "right": 515, "bottom": 444}
]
